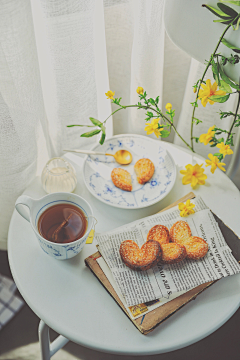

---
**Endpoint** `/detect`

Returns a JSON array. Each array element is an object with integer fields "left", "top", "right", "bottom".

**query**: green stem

[
  {"left": 227, "top": 90, "right": 240, "bottom": 142},
  {"left": 103, "top": 105, "right": 138, "bottom": 124},
  {"left": 190, "top": 17, "right": 239, "bottom": 149},
  {"left": 104, "top": 103, "right": 194, "bottom": 152}
]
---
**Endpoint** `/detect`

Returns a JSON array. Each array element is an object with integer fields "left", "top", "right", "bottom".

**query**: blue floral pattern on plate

[{"left": 83, "top": 135, "right": 176, "bottom": 209}]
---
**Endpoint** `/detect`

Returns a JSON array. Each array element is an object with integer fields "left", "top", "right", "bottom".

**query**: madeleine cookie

[
  {"left": 182, "top": 236, "right": 208, "bottom": 260},
  {"left": 170, "top": 220, "right": 192, "bottom": 244},
  {"left": 147, "top": 225, "right": 170, "bottom": 245},
  {"left": 119, "top": 239, "right": 162, "bottom": 271},
  {"left": 134, "top": 158, "right": 155, "bottom": 185},
  {"left": 161, "top": 243, "right": 187, "bottom": 264},
  {"left": 111, "top": 168, "right": 132, "bottom": 191}
]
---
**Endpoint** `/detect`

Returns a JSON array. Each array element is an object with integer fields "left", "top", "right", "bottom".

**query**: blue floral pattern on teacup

[
  {"left": 83, "top": 135, "right": 176, "bottom": 209},
  {"left": 38, "top": 234, "right": 87, "bottom": 260}
]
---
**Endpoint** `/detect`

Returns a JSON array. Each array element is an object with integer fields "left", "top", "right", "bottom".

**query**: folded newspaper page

[
  {"left": 97, "top": 256, "right": 189, "bottom": 320},
  {"left": 96, "top": 196, "right": 240, "bottom": 307}
]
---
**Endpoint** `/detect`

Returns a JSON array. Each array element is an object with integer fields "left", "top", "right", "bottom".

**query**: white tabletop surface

[{"left": 8, "top": 140, "right": 240, "bottom": 355}]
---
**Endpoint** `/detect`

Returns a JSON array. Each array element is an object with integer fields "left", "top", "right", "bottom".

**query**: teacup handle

[{"left": 15, "top": 195, "right": 35, "bottom": 222}]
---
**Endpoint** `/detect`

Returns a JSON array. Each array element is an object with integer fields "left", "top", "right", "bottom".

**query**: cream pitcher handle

[{"left": 15, "top": 195, "right": 35, "bottom": 222}]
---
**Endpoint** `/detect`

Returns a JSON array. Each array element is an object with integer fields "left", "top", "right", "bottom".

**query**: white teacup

[{"left": 15, "top": 192, "right": 94, "bottom": 260}]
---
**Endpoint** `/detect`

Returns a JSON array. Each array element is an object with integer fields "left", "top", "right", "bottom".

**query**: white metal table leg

[{"left": 38, "top": 320, "right": 69, "bottom": 360}]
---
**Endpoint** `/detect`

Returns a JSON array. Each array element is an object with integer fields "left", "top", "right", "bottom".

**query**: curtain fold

[
  {"left": 36, "top": 0, "right": 99, "bottom": 155},
  {"left": 0, "top": 0, "right": 48, "bottom": 249},
  {"left": 0, "top": 0, "right": 238, "bottom": 249}
]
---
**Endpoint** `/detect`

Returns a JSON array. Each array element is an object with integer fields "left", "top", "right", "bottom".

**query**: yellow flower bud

[
  {"left": 165, "top": 103, "right": 172, "bottom": 112},
  {"left": 136, "top": 87, "right": 144, "bottom": 95},
  {"left": 105, "top": 90, "right": 115, "bottom": 100},
  {"left": 193, "top": 87, "right": 197, "bottom": 93}
]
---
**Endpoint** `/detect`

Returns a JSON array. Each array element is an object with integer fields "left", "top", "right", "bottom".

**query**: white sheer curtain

[{"left": 0, "top": 0, "right": 237, "bottom": 249}]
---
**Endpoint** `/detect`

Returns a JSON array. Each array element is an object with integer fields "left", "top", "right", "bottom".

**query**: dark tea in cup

[{"left": 38, "top": 203, "right": 88, "bottom": 243}]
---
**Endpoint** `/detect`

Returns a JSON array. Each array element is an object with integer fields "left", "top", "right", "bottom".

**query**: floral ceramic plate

[{"left": 83, "top": 134, "right": 176, "bottom": 209}]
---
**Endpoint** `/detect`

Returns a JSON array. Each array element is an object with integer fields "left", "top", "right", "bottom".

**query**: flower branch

[{"left": 67, "top": 1, "right": 240, "bottom": 189}]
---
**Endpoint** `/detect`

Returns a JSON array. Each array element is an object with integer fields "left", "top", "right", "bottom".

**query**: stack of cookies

[{"left": 119, "top": 221, "right": 209, "bottom": 271}]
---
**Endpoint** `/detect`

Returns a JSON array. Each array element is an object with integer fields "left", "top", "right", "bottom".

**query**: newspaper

[
  {"left": 96, "top": 196, "right": 240, "bottom": 307},
  {"left": 97, "top": 256, "right": 190, "bottom": 320}
]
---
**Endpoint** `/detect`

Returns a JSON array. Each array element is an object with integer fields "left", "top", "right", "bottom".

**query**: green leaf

[
  {"left": 218, "top": 65, "right": 240, "bottom": 89},
  {"left": 193, "top": 137, "right": 200, "bottom": 143},
  {"left": 89, "top": 117, "right": 102, "bottom": 126},
  {"left": 100, "top": 124, "right": 106, "bottom": 132},
  {"left": 234, "top": 16, "right": 240, "bottom": 30},
  {"left": 220, "top": 0, "right": 240, "bottom": 7},
  {"left": 190, "top": 101, "right": 198, "bottom": 107},
  {"left": 160, "top": 130, "right": 170, "bottom": 138},
  {"left": 214, "top": 152, "right": 221, "bottom": 156},
  {"left": 213, "top": 18, "right": 233, "bottom": 24},
  {"left": 202, "top": 4, "right": 232, "bottom": 19},
  {"left": 211, "top": 60, "right": 221, "bottom": 85},
  {"left": 155, "top": 96, "right": 159, "bottom": 104},
  {"left": 99, "top": 132, "right": 106, "bottom": 145},
  {"left": 147, "top": 111, "right": 153, "bottom": 117},
  {"left": 217, "top": 3, "right": 238, "bottom": 17},
  {"left": 209, "top": 94, "right": 230, "bottom": 102},
  {"left": 193, "top": 118, "right": 203, "bottom": 125},
  {"left": 212, "top": 71, "right": 218, "bottom": 84},
  {"left": 219, "top": 80, "right": 232, "bottom": 93},
  {"left": 80, "top": 129, "right": 101, "bottom": 138},
  {"left": 67, "top": 124, "right": 94, "bottom": 128},
  {"left": 99, "top": 126, "right": 106, "bottom": 145},
  {"left": 222, "top": 38, "right": 240, "bottom": 53},
  {"left": 148, "top": 98, "right": 155, "bottom": 105}
]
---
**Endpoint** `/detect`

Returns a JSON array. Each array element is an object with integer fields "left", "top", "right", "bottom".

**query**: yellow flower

[
  {"left": 178, "top": 199, "right": 195, "bottom": 217},
  {"left": 144, "top": 118, "right": 162, "bottom": 138},
  {"left": 165, "top": 103, "right": 172, "bottom": 111},
  {"left": 180, "top": 163, "right": 207, "bottom": 188},
  {"left": 216, "top": 142, "right": 233, "bottom": 157},
  {"left": 199, "top": 125, "right": 215, "bottom": 145},
  {"left": 136, "top": 87, "right": 144, "bottom": 95},
  {"left": 205, "top": 153, "right": 226, "bottom": 174},
  {"left": 198, "top": 79, "right": 226, "bottom": 107},
  {"left": 105, "top": 90, "right": 115, "bottom": 100}
]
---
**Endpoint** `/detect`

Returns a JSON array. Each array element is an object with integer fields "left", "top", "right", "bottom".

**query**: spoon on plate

[{"left": 63, "top": 149, "right": 133, "bottom": 165}]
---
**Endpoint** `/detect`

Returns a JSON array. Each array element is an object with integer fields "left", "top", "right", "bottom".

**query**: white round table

[{"left": 8, "top": 141, "right": 240, "bottom": 358}]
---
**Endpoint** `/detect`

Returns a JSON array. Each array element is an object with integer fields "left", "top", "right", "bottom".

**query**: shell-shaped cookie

[
  {"left": 182, "top": 236, "right": 209, "bottom": 260},
  {"left": 161, "top": 243, "right": 187, "bottom": 264},
  {"left": 134, "top": 158, "right": 155, "bottom": 185},
  {"left": 119, "top": 239, "right": 162, "bottom": 271},
  {"left": 147, "top": 225, "right": 170, "bottom": 245},
  {"left": 111, "top": 168, "right": 132, "bottom": 192},
  {"left": 170, "top": 220, "right": 192, "bottom": 244}
]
